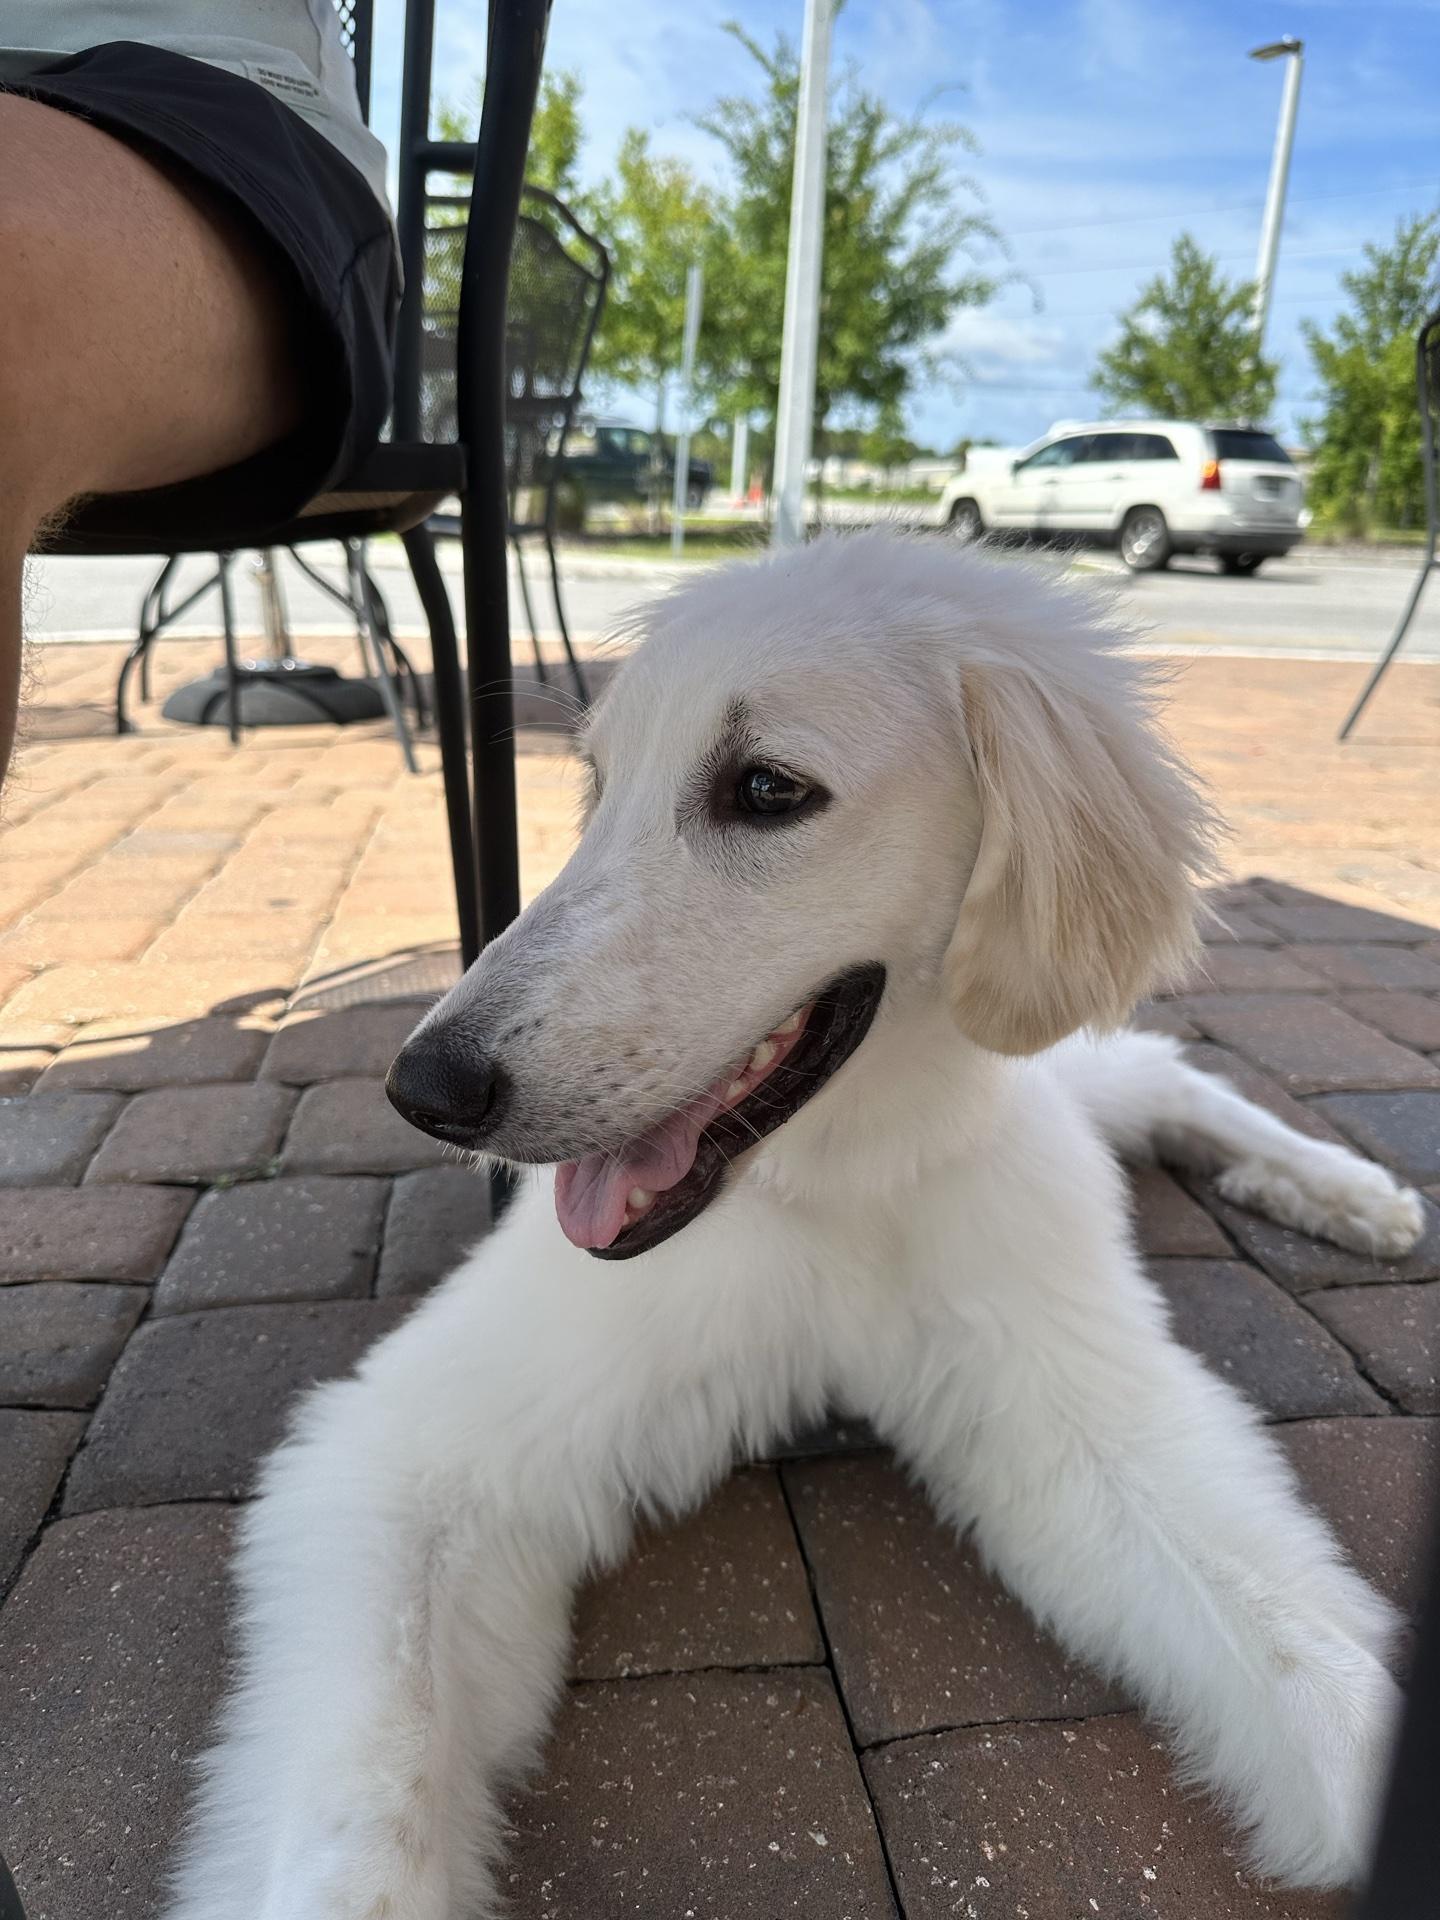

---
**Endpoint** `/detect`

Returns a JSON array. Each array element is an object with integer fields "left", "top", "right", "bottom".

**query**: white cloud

[{"left": 943, "top": 309, "right": 1067, "bottom": 367}]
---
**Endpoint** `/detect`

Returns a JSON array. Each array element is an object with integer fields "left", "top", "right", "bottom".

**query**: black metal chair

[
  {"left": 423, "top": 185, "right": 609, "bottom": 704},
  {"left": 1339, "top": 303, "right": 1440, "bottom": 739},
  {"left": 107, "top": 3, "right": 418, "bottom": 758},
  {"left": 33, "top": 0, "right": 552, "bottom": 970}
]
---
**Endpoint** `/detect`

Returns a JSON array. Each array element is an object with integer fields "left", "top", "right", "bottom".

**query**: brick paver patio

[{"left": 2, "top": 635, "right": 1439, "bottom": 1918}]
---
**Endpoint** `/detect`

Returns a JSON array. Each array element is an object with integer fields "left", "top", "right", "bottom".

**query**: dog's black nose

[{"left": 385, "top": 1031, "right": 506, "bottom": 1148}]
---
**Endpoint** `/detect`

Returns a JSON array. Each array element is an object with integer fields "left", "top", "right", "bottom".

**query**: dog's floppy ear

[{"left": 943, "top": 652, "right": 1215, "bottom": 1056}]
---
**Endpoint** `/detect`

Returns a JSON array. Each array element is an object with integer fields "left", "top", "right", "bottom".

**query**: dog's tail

[{"left": 1061, "top": 1027, "right": 1425, "bottom": 1259}]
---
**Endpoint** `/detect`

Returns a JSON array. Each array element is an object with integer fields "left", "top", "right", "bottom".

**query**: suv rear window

[{"left": 1210, "top": 429, "right": 1291, "bottom": 464}]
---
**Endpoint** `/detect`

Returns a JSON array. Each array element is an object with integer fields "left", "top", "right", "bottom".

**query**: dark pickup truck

[{"left": 562, "top": 420, "right": 712, "bottom": 509}]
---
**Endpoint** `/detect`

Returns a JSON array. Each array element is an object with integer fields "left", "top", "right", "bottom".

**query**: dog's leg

[
  {"left": 1059, "top": 1027, "right": 1425, "bottom": 1256},
  {"left": 162, "top": 1189, "right": 801, "bottom": 1920},
  {"left": 876, "top": 1132, "right": 1401, "bottom": 1891}
]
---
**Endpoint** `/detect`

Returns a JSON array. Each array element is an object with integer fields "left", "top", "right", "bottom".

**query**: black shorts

[{"left": 6, "top": 41, "right": 399, "bottom": 546}]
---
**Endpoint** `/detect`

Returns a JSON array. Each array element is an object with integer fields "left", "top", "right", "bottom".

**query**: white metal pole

[
  {"left": 670, "top": 261, "right": 705, "bottom": 556},
  {"left": 729, "top": 415, "right": 750, "bottom": 505},
  {"left": 1252, "top": 41, "right": 1303, "bottom": 355},
  {"left": 771, "top": 0, "right": 833, "bottom": 549}
]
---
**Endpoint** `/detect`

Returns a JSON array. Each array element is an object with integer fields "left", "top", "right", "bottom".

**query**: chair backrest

[
  {"left": 419, "top": 185, "right": 609, "bottom": 503},
  {"left": 1420, "top": 307, "right": 1440, "bottom": 537},
  {"left": 334, "top": 0, "right": 374, "bottom": 122}
]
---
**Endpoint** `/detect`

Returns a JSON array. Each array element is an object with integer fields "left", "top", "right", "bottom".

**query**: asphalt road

[{"left": 21, "top": 540, "right": 1440, "bottom": 662}]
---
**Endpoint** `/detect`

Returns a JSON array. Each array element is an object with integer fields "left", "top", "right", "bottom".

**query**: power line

[
  {"left": 999, "top": 178, "right": 1440, "bottom": 241},
  {"left": 957, "top": 376, "right": 1326, "bottom": 398},
  {"left": 1013, "top": 237, "right": 1412, "bottom": 281},
  {"left": 980, "top": 285, "right": 1349, "bottom": 328}
]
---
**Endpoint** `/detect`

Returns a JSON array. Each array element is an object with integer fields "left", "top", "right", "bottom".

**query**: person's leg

[{"left": 0, "top": 92, "right": 304, "bottom": 780}]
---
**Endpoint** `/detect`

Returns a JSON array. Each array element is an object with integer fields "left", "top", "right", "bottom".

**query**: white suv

[{"left": 938, "top": 421, "right": 1304, "bottom": 573}]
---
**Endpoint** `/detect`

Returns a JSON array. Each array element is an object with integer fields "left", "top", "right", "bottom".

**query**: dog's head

[{"left": 389, "top": 534, "right": 1215, "bottom": 1256}]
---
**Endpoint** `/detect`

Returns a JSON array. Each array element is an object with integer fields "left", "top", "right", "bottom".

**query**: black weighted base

[{"left": 161, "top": 661, "right": 387, "bottom": 729}]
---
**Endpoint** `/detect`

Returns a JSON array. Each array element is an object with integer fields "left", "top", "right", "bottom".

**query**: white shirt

[{"left": 0, "top": 1, "right": 390, "bottom": 212}]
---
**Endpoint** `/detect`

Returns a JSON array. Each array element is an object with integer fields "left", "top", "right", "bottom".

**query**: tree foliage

[
  {"left": 440, "top": 40, "right": 1000, "bottom": 458},
  {"left": 694, "top": 26, "right": 999, "bottom": 449},
  {"left": 584, "top": 132, "right": 721, "bottom": 424},
  {"left": 1301, "top": 213, "right": 1440, "bottom": 531},
  {"left": 1093, "top": 234, "right": 1276, "bottom": 422},
  {"left": 436, "top": 69, "right": 584, "bottom": 200}
]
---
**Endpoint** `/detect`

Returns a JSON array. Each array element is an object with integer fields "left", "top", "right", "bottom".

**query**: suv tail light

[{"left": 1201, "top": 459, "right": 1222, "bottom": 491}]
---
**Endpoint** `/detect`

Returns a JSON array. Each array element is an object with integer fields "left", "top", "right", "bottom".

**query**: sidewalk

[{"left": 2, "top": 639, "right": 1439, "bottom": 1918}]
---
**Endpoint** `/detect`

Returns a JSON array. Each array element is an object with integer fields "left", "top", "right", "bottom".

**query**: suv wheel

[
  {"left": 1220, "top": 553, "right": 1264, "bottom": 576},
  {"left": 948, "top": 498, "right": 983, "bottom": 543},
  {"left": 1119, "top": 506, "right": 1170, "bottom": 572}
]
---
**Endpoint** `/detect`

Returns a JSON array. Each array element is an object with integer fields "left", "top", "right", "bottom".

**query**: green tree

[
  {"left": 1302, "top": 213, "right": 1440, "bottom": 532},
  {"left": 694, "top": 26, "right": 1000, "bottom": 463},
  {"left": 1093, "top": 234, "right": 1276, "bottom": 421},
  {"left": 585, "top": 131, "right": 721, "bottom": 430},
  {"left": 859, "top": 408, "right": 920, "bottom": 472},
  {"left": 435, "top": 68, "right": 584, "bottom": 201}
]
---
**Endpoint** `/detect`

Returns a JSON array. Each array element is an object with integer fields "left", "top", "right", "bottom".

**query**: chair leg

[
  {"left": 387, "top": 635, "right": 429, "bottom": 726},
  {"left": 138, "top": 555, "right": 178, "bottom": 706},
  {"left": 364, "top": 564, "right": 429, "bottom": 727},
  {"left": 1339, "top": 547, "right": 1438, "bottom": 740},
  {"left": 545, "top": 529, "right": 589, "bottom": 707},
  {"left": 347, "top": 553, "right": 373, "bottom": 680},
  {"left": 137, "top": 556, "right": 171, "bottom": 707},
  {"left": 511, "top": 535, "right": 547, "bottom": 684},
  {"left": 347, "top": 540, "right": 418, "bottom": 774},
  {"left": 337, "top": 539, "right": 370, "bottom": 677},
  {"left": 217, "top": 553, "right": 242, "bottom": 747},
  {"left": 119, "top": 554, "right": 180, "bottom": 732},
  {"left": 402, "top": 525, "right": 480, "bottom": 967}
]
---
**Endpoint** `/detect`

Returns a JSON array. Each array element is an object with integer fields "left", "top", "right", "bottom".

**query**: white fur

[{"left": 164, "top": 537, "right": 1421, "bottom": 1917}]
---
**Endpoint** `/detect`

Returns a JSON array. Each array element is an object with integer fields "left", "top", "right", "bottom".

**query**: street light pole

[
  {"left": 729, "top": 415, "right": 750, "bottom": 506},
  {"left": 771, "top": 0, "right": 833, "bottom": 549},
  {"left": 1249, "top": 36, "right": 1304, "bottom": 357},
  {"left": 670, "top": 262, "right": 705, "bottom": 557}
]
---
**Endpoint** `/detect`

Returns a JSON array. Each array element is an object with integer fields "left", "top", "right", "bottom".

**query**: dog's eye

[{"left": 735, "top": 764, "right": 814, "bottom": 818}]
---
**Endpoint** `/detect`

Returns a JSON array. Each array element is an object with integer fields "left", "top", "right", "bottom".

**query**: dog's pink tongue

[{"left": 554, "top": 1091, "right": 721, "bottom": 1250}]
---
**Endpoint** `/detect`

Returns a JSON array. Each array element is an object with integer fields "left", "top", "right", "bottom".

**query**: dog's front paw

[
  {"left": 1232, "top": 1645, "right": 1400, "bottom": 1890},
  {"left": 247, "top": 1852, "right": 472, "bottom": 1920},
  {"left": 167, "top": 1811, "right": 496, "bottom": 1920},
  {"left": 1217, "top": 1148, "right": 1424, "bottom": 1259}
]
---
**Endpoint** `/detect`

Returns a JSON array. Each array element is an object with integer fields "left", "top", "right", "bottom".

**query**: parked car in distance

[
  {"left": 562, "top": 418, "right": 712, "bottom": 510},
  {"left": 936, "top": 421, "right": 1304, "bottom": 573}
]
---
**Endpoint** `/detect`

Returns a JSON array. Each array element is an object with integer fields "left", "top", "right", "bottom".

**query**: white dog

[{"left": 165, "top": 534, "right": 1424, "bottom": 1918}]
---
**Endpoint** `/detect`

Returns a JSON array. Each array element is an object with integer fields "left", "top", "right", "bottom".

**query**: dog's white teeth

[
  {"left": 749, "top": 1039, "right": 777, "bottom": 1073},
  {"left": 627, "top": 1188, "right": 655, "bottom": 1212},
  {"left": 774, "top": 1011, "right": 803, "bottom": 1036},
  {"left": 724, "top": 1079, "right": 748, "bottom": 1104}
]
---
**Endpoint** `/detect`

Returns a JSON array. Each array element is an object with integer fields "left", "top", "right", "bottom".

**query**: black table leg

[{"left": 403, "top": 525, "right": 481, "bottom": 968}]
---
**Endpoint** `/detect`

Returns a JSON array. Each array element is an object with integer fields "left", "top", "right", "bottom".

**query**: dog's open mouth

[{"left": 555, "top": 963, "right": 886, "bottom": 1260}]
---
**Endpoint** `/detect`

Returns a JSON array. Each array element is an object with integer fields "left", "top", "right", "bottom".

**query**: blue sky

[{"left": 368, "top": 0, "right": 1440, "bottom": 451}]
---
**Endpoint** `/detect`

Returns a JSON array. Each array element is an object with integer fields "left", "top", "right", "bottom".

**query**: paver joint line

[{"left": 773, "top": 1456, "right": 911, "bottom": 1917}]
